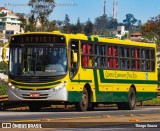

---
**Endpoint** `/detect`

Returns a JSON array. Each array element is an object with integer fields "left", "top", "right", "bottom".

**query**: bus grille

[{"left": 22, "top": 94, "right": 48, "bottom": 99}]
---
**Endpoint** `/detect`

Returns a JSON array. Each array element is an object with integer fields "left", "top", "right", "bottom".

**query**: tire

[
  {"left": 75, "top": 88, "right": 89, "bottom": 111},
  {"left": 117, "top": 88, "right": 136, "bottom": 110},
  {"left": 28, "top": 102, "right": 41, "bottom": 112}
]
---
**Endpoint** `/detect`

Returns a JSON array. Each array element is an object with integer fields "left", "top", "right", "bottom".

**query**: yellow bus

[{"left": 3, "top": 31, "right": 158, "bottom": 111}]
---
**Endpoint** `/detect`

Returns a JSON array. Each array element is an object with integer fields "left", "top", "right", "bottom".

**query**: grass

[
  {"left": 142, "top": 97, "right": 160, "bottom": 105},
  {"left": 0, "top": 79, "right": 7, "bottom": 95}
]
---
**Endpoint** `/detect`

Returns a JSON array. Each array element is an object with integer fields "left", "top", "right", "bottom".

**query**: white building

[
  {"left": 0, "top": 7, "right": 22, "bottom": 43},
  {"left": 115, "top": 26, "right": 129, "bottom": 39}
]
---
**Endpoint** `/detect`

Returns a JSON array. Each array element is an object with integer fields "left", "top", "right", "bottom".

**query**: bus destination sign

[{"left": 10, "top": 35, "right": 65, "bottom": 44}]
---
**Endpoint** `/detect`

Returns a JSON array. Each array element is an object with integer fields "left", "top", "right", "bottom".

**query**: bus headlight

[
  {"left": 53, "top": 81, "right": 67, "bottom": 91},
  {"left": 8, "top": 82, "right": 15, "bottom": 89}
]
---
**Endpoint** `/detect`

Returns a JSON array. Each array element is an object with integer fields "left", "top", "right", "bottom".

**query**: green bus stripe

[
  {"left": 87, "top": 36, "right": 92, "bottom": 41},
  {"left": 11, "top": 81, "right": 61, "bottom": 87},
  {"left": 99, "top": 69, "right": 158, "bottom": 84},
  {"left": 71, "top": 80, "right": 92, "bottom": 83},
  {"left": 93, "top": 37, "right": 98, "bottom": 42},
  {"left": 93, "top": 69, "right": 99, "bottom": 101}
]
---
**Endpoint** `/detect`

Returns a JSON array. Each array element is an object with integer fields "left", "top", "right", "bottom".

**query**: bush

[
  {"left": 0, "top": 62, "right": 8, "bottom": 73},
  {"left": 0, "top": 79, "right": 7, "bottom": 95}
]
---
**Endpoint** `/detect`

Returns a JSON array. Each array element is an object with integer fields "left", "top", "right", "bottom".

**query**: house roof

[
  {"left": 130, "top": 32, "right": 142, "bottom": 36},
  {"left": 0, "top": 7, "right": 11, "bottom": 12}
]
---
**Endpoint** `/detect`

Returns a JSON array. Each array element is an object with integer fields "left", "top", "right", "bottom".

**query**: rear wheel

[
  {"left": 117, "top": 87, "right": 136, "bottom": 110},
  {"left": 75, "top": 88, "right": 89, "bottom": 111},
  {"left": 126, "top": 87, "right": 136, "bottom": 110}
]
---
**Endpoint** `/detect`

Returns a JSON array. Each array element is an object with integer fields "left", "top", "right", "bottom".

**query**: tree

[
  {"left": 141, "top": 15, "right": 160, "bottom": 48},
  {"left": 26, "top": 14, "right": 37, "bottom": 32},
  {"left": 84, "top": 19, "right": 94, "bottom": 35},
  {"left": 28, "top": 0, "right": 55, "bottom": 31},
  {"left": 63, "top": 14, "right": 71, "bottom": 33},
  {"left": 75, "top": 18, "right": 83, "bottom": 33},
  {"left": 16, "top": 13, "right": 27, "bottom": 32},
  {"left": 94, "top": 14, "right": 108, "bottom": 34},
  {"left": 123, "top": 13, "right": 137, "bottom": 30}
]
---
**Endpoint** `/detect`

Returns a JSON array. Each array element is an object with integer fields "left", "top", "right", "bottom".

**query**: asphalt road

[
  {"left": 0, "top": 106, "right": 160, "bottom": 130},
  {"left": 0, "top": 106, "right": 160, "bottom": 122}
]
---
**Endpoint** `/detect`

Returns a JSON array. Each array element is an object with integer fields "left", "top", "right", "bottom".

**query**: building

[
  {"left": 115, "top": 26, "right": 129, "bottom": 39},
  {"left": 0, "top": 7, "right": 22, "bottom": 43},
  {"left": 130, "top": 32, "right": 143, "bottom": 42}
]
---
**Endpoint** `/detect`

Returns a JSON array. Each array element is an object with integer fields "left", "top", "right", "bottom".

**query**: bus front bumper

[{"left": 8, "top": 86, "right": 68, "bottom": 101}]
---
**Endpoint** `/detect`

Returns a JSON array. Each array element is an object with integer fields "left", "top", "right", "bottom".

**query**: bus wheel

[
  {"left": 28, "top": 102, "right": 41, "bottom": 112},
  {"left": 125, "top": 87, "right": 136, "bottom": 110},
  {"left": 75, "top": 88, "right": 89, "bottom": 111},
  {"left": 117, "top": 88, "right": 136, "bottom": 110}
]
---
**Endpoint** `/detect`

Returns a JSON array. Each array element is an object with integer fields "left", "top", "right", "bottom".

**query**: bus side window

[
  {"left": 124, "top": 48, "right": 128, "bottom": 69},
  {"left": 96, "top": 46, "right": 100, "bottom": 67},
  {"left": 108, "top": 46, "right": 113, "bottom": 68},
  {"left": 108, "top": 46, "right": 113, "bottom": 56},
  {"left": 135, "top": 49, "right": 139, "bottom": 70},
  {"left": 87, "top": 44, "right": 93, "bottom": 67},
  {"left": 82, "top": 44, "right": 87, "bottom": 67},
  {"left": 82, "top": 43, "right": 93, "bottom": 67},
  {"left": 141, "top": 49, "right": 147, "bottom": 70}
]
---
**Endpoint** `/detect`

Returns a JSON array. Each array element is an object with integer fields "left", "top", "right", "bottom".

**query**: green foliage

[
  {"left": 76, "top": 18, "right": 83, "bottom": 33},
  {"left": 143, "top": 98, "right": 160, "bottom": 105},
  {"left": 123, "top": 13, "right": 140, "bottom": 30},
  {"left": 0, "top": 62, "right": 7, "bottom": 71},
  {"left": 84, "top": 19, "right": 94, "bottom": 35},
  {"left": 0, "top": 80, "right": 7, "bottom": 95},
  {"left": 94, "top": 15, "right": 118, "bottom": 34},
  {"left": 0, "top": 13, "right": 7, "bottom": 17},
  {"left": 63, "top": 14, "right": 71, "bottom": 33},
  {"left": 28, "top": 0, "right": 55, "bottom": 31},
  {"left": 141, "top": 15, "right": 160, "bottom": 49}
]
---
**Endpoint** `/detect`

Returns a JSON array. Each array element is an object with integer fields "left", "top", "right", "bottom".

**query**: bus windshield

[{"left": 9, "top": 47, "right": 67, "bottom": 76}]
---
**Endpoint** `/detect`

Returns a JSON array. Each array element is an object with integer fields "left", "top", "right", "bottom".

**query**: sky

[{"left": 0, "top": 0, "right": 160, "bottom": 24}]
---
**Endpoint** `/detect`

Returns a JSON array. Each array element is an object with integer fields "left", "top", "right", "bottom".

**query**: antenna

[
  {"left": 104, "top": 0, "right": 106, "bottom": 15},
  {"left": 113, "top": 0, "right": 118, "bottom": 19}
]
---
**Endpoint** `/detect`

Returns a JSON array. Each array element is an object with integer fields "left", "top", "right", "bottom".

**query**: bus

[{"left": 2, "top": 31, "right": 158, "bottom": 111}]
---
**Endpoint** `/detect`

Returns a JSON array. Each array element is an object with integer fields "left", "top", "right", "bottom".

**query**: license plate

[{"left": 30, "top": 93, "right": 40, "bottom": 97}]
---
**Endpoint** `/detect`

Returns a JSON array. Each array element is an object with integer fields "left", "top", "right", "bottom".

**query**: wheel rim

[
  {"left": 130, "top": 93, "right": 135, "bottom": 107},
  {"left": 82, "top": 91, "right": 88, "bottom": 107}
]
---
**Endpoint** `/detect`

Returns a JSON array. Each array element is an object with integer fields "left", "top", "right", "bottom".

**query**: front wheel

[{"left": 75, "top": 88, "right": 89, "bottom": 111}]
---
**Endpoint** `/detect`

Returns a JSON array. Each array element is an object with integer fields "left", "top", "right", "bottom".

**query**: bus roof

[{"left": 10, "top": 31, "right": 156, "bottom": 48}]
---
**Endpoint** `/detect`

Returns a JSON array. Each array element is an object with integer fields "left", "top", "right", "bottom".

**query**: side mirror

[
  {"left": 71, "top": 50, "right": 77, "bottom": 63},
  {"left": 2, "top": 43, "right": 9, "bottom": 64},
  {"left": 73, "top": 52, "right": 78, "bottom": 62}
]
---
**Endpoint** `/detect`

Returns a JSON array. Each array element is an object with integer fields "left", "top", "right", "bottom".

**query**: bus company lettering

[{"left": 105, "top": 71, "right": 137, "bottom": 79}]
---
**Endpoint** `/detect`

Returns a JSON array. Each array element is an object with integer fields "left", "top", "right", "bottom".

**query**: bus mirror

[
  {"left": 2, "top": 43, "right": 9, "bottom": 64},
  {"left": 73, "top": 52, "right": 78, "bottom": 62},
  {"left": 2, "top": 48, "right": 6, "bottom": 59}
]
